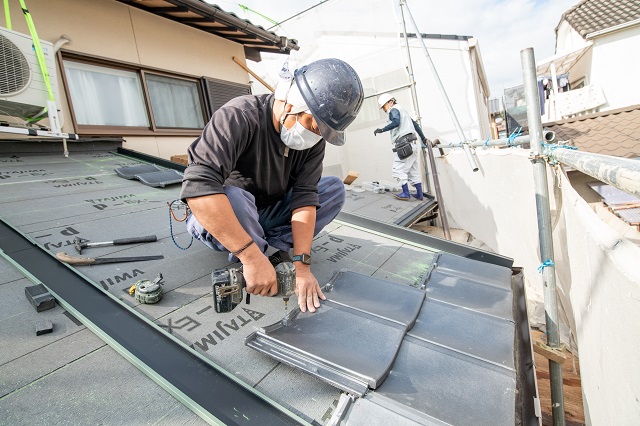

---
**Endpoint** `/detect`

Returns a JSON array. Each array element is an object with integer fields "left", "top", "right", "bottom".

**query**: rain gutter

[{"left": 586, "top": 18, "right": 640, "bottom": 39}]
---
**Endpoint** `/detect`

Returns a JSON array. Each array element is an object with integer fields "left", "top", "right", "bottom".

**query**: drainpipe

[
  {"left": 521, "top": 47, "right": 566, "bottom": 426},
  {"left": 400, "top": 1, "right": 479, "bottom": 173},
  {"left": 53, "top": 35, "right": 71, "bottom": 52}
]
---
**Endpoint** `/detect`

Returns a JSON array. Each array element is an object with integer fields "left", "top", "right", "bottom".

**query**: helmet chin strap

[{"left": 278, "top": 102, "right": 290, "bottom": 129}]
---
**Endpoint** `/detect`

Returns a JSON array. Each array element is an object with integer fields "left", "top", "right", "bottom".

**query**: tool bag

[{"left": 392, "top": 133, "right": 416, "bottom": 160}]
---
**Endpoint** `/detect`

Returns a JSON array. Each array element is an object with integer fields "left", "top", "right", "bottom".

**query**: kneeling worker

[
  {"left": 180, "top": 58, "right": 364, "bottom": 313},
  {"left": 374, "top": 93, "right": 428, "bottom": 201}
]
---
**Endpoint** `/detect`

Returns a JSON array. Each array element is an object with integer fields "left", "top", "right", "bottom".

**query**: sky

[{"left": 212, "top": 0, "right": 578, "bottom": 98}]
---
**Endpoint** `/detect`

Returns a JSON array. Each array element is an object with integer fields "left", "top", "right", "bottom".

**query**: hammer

[
  {"left": 74, "top": 235, "right": 157, "bottom": 254},
  {"left": 56, "top": 252, "right": 164, "bottom": 266}
]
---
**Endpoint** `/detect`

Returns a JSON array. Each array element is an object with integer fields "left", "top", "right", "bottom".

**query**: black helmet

[{"left": 294, "top": 58, "right": 364, "bottom": 146}]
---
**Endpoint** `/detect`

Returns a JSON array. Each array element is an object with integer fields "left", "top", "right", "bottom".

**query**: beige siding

[{"left": 5, "top": 0, "right": 250, "bottom": 158}]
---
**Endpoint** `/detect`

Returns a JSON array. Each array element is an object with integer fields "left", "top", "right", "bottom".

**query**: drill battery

[{"left": 212, "top": 266, "right": 246, "bottom": 313}]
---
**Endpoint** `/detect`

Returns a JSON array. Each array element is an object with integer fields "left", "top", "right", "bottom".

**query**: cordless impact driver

[{"left": 212, "top": 261, "right": 296, "bottom": 313}]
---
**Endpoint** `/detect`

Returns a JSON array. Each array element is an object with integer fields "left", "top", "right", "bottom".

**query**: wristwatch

[{"left": 292, "top": 253, "right": 311, "bottom": 265}]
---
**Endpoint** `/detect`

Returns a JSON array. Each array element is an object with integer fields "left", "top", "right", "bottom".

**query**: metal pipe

[
  {"left": 427, "top": 139, "right": 451, "bottom": 240},
  {"left": 363, "top": 83, "right": 413, "bottom": 100},
  {"left": 399, "top": 0, "right": 431, "bottom": 195},
  {"left": 521, "top": 47, "right": 566, "bottom": 426},
  {"left": 551, "top": 149, "right": 640, "bottom": 199},
  {"left": 401, "top": 1, "right": 479, "bottom": 172},
  {"left": 435, "top": 131, "right": 555, "bottom": 149},
  {"left": 399, "top": 2, "right": 422, "bottom": 125}
]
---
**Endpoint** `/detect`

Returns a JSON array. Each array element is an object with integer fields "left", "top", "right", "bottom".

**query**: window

[
  {"left": 61, "top": 57, "right": 214, "bottom": 135},
  {"left": 146, "top": 74, "right": 204, "bottom": 129},
  {"left": 64, "top": 61, "right": 149, "bottom": 127}
]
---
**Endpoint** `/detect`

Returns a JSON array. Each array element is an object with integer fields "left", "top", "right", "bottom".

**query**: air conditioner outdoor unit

[{"left": 0, "top": 27, "right": 61, "bottom": 123}]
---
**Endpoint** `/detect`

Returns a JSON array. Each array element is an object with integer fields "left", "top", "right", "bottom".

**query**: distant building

[
  {"left": 537, "top": 0, "right": 640, "bottom": 158},
  {"left": 538, "top": 0, "right": 640, "bottom": 119}
]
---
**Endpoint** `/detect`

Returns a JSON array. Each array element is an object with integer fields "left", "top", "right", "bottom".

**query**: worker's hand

[
  {"left": 295, "top": 266, "right": 326, "bottom": 313},
  {"left": 421, "top": 138, "right": 428, "bottom": 149},
  {"left": 241, "top": 249, "right": 278, "bottom": 297},
  {"left": 374, "top": 128, "right": 383, "bottom": 136}
]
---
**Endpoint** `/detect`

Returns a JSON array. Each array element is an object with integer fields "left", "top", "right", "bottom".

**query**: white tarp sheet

[{"left": 437, "top": 147, "right": 640, "bottom": 424}]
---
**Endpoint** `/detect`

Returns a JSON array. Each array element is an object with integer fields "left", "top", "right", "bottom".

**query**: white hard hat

[{"left": 377, "top": 93, "right": 394, "bottom": 109}]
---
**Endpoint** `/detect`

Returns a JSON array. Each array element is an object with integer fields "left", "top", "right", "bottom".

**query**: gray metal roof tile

[
  {"left": 408, "top": 299, "right": 516, "bottom": 369},
  {"left": 246, "top": 302, "right": 408, "bottom": 396},
  {"left": 425, "top": 270, "right": 514, "bottom": 321},
  {"left": 376, "top": 336, "right": 516, "bottom": 426}
]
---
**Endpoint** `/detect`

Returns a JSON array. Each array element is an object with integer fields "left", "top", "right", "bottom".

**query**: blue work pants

[{"left": 186, "top": 176, "right": 345, "bottom": 260}]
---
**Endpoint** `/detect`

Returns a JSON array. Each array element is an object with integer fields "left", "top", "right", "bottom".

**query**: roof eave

[
  {"left": 117, "top": 0, "right": 299, "bottom": 56},
  {"left": 586, "top": 18, "right": 640, "bottom": 39}
]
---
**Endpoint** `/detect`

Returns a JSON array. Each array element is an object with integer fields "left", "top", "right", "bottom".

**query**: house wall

[
  {"left": 555, "top": 21, "right": 589, "bottom": 52},
  {"left": 590, "top": 25, "right": 640, "bottom": 111},
  {"left": 437, "top": 147, "right": 640, "bottom": 425},
  {"left": 4, "top": 0, "right": 249, "bottom": 158},
  {"left": 555, "top": 20, "right": 640, "bottom": 111}
]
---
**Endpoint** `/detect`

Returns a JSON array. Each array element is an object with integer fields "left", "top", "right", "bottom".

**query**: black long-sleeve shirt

[{"left": 180, "top": 94, "right": 325, "bottom": 211}]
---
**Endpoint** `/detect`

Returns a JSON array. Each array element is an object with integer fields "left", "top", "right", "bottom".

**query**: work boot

[
  {"left": 393, "top": 184, "right": 411, "bottom": 201},
  {"left": 268, "top": 250, "right": 292, "bottom": 267},
  {"left": 412, "top": 183, "right": 424, "bottom": 200}
]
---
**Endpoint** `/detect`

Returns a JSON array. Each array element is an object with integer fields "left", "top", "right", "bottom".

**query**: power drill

[{"left": 212, "top": 262, "right": 296, "bottom": 313}]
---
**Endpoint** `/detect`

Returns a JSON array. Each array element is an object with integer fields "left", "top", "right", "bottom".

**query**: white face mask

[{"left": 280, "top": 112, "right": 323, "bottom": 151}]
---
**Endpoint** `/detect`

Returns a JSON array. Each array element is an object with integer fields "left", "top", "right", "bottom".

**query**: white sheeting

[{"left": 436, "top": 147, "right": 640, "bottom": 424}]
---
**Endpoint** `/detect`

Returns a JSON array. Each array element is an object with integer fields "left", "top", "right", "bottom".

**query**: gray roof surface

[
  {"left": 0, "top": 147, "right": 530, "bottom": 425},
  {"left": 559, "top": 0, "right": 640, "bottom": 38}
]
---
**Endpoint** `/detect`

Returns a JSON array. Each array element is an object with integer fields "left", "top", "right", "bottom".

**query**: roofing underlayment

[{"left": 0, "top": 147, "right": 535, "bottom": 425}]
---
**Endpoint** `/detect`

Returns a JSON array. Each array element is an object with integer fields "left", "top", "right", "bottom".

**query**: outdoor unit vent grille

[
  {"left": 202, "top": 78, "right": 251, "bottom": 116},
  {"left": 0, "top": 33, "right": 31, "bottom": 96}
]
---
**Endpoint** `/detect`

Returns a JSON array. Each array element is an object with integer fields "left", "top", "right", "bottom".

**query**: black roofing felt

[
  {"left": 0, "top": 220, "right": 302, "bottom": 426},
  {"left": 0, "top": 147, "right": 532, "bottom": 425}
]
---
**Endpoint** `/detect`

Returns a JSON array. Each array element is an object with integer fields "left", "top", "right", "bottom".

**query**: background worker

[
  {"left": 373, "top": 93, "right": 427, "bottom": 201},
  {"left": 180, "top": 58, "right": 364, "bottom": 313}
]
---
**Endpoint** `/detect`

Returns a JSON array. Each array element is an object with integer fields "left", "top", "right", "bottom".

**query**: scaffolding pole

[
  {"left": 401, "top": 0, "right": 479, "bottom": 173},
  {"left": 435, "top": 130, "right": 556, "bottom": 149},
  {"left": 521, "top": 47, "right": 566, "bottom": 426},
  {"left": 399, "top": 0, "right": 432, "bottom": 195},
  {"left": 550, "top": 149, "right": 640, "bottom": 199}
]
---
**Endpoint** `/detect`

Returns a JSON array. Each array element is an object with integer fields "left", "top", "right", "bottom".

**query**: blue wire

[
  {"left": 169, "top": 200, "right": 193, "bottom": 250},
  {"left": 543, "top": 142, "right": 578, "bottom": 152},
  {"left": 537, "top": 259, "right": 555, "bottom": 273},
  {"left": 507, "top": 127, "right": 522, "bottom": 146}
]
